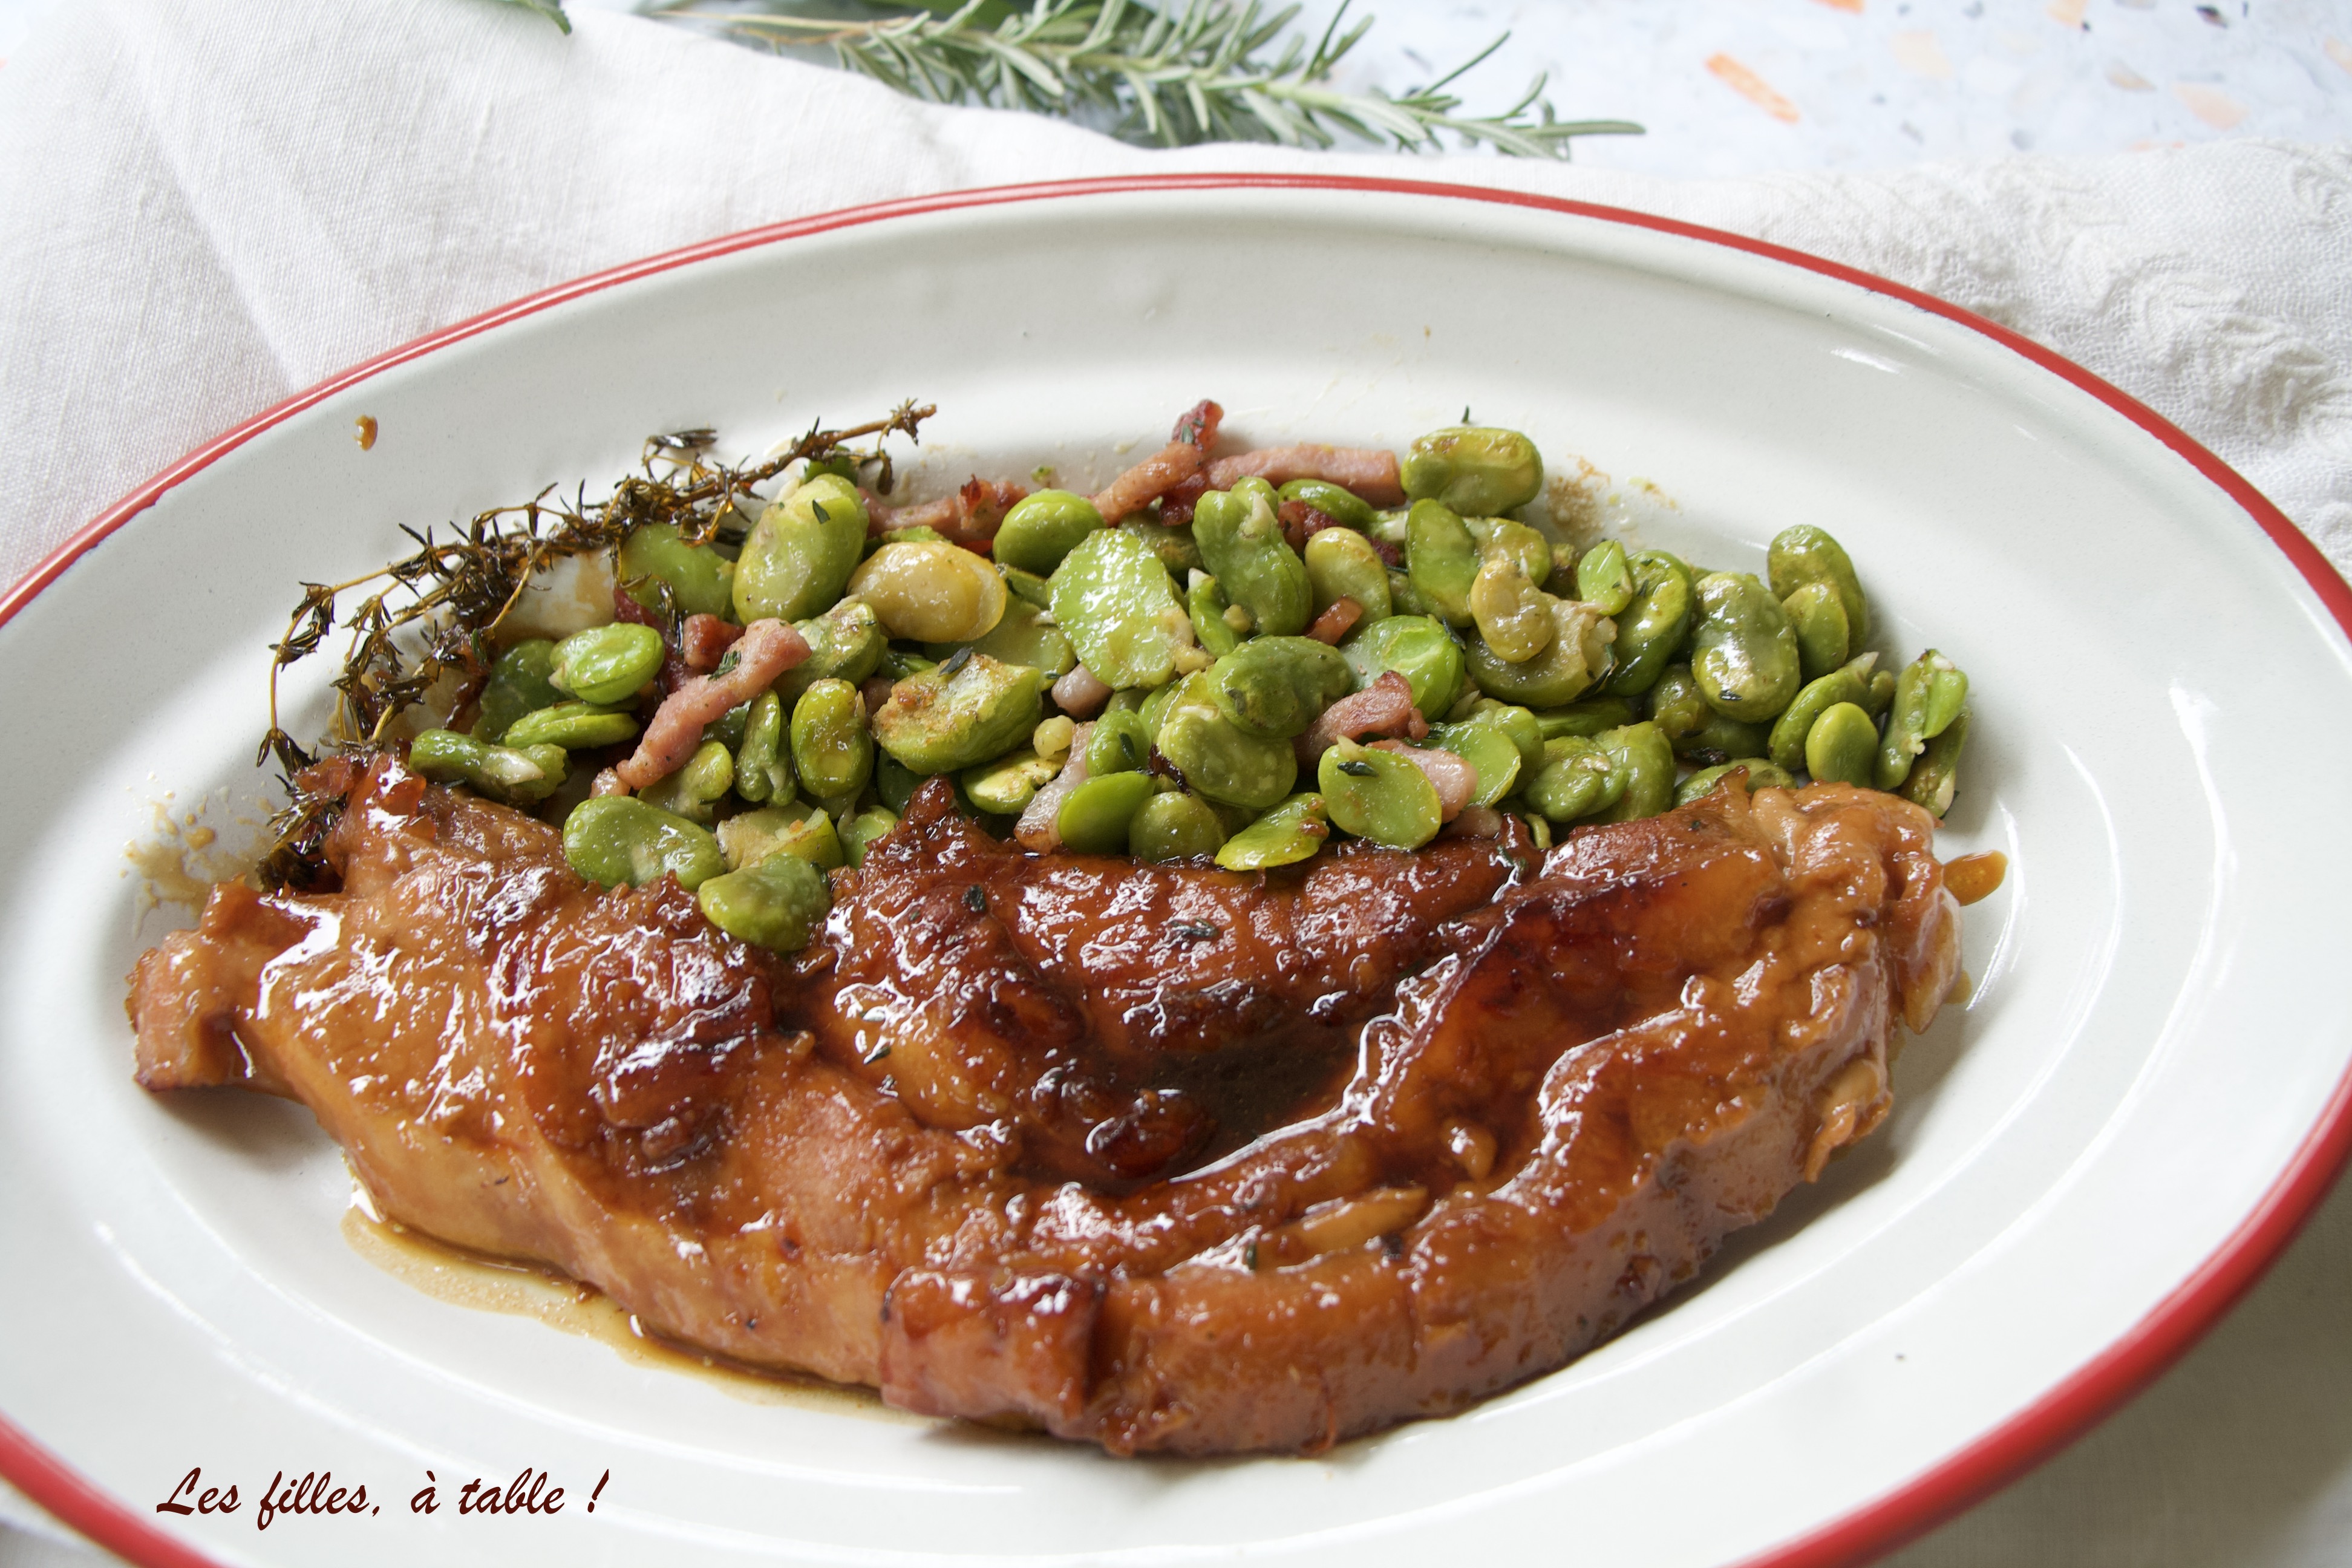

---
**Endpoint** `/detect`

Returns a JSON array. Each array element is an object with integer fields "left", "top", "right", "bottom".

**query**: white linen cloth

[{"left": 0, "top": 2, "right": 2347, "bottom": 1564}]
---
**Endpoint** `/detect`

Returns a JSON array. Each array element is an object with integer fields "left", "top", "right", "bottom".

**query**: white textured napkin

[{"left": 1, "top": 2, "right": 2349, "bottom": 1566}]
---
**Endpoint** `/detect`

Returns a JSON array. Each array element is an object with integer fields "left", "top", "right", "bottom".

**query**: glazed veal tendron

[{"left": 130, "top": 400, "right": 1976, "bottom": 1454}]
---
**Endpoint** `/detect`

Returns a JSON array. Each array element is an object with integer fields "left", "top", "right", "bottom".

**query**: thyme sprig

[
  {"left": 645, "top": 0, "right": 1642, "bottom": 157},
  {"left": 254, "top": 402, "right": 932, "bottom": 888}
]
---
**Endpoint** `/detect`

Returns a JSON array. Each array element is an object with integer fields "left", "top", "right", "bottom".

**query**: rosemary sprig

[
  {"left": 645, "top": 0, "right": 1642, "bottom": 157},
  {"left": 253, "top": 403, "right": 932, "bottom": 889}
]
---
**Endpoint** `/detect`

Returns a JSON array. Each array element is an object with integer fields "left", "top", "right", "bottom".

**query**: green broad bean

[
  {"left": 1468, "top": 552, "right": 1556, "bottom": 664},
  {"left": 1690, "top": 572, "right": 1802, "bottom": 722},
  {"left": 1768, "top": 668, "right": 1870, "bottom": 774},
  {"left": 848, "top": 541, "right": 1008, "bottom": 644},
  {"left": 716, "top": 803, "right": 844, "bottom": 872},
  {"left": 1277, "top": 479, "right": 1380, "bottom": 531},
  {"left": 1532, "top": 697, "right": 1636, "bottom": 740},
  {"left": 707, "top": 701, "right": 752, "bottom": 753},
  {"left": 1339, "top": 615, "right": 1465, "bottom": 721},
  {"left": 962, "top": 748, "right": 1063, "bottom": 814},
  {"left": 1085, "top": 708, "right": 1153, "bottom": 775},
  {"left": 1782, "top": 581, "right": 1851, "bottom": 682},
  {"left": 1405, "top": 499, "right": 1479, "bottom": 626},
  {"left": 1645, "top": 666, "right": 1711, "bottom": 741},
  {"left": 1031, "top": 714, "right": 1076, "bottom": 759},
  {"left": 1767, "top": 524, "right": 1869, "bottom": 645},
  {"left": 1048, "top": 528, "right": 1192, "bottom": 691},
  {"left": 638, "top": 739, "right": 734, "bottom": 822},
  {"left": 1875, "top": 650, "right": 1968, "bottom": 789},
  {"left": 1400, "top": 426, "right": 1543, "bottom": 517},
  {"left": 1900, "top": 708, "right": 1970, "bottom": 817},
  {"left": 500, "top": 701, "right": 639, "bottom": 751},
  {"left": 1603, "top": 551, "right": 1695, "bottom": 698},
  {"left": 1137, "top": 678, "right": 1182, "bottom": 741},
  {"left": 1574, "top": 540, "right": 1636, "bottom": 616},
  {"left": 779, "top": 598, "right": 886, "bottom": 702},
  {"left": 550, "top": 622, "right": 664, "bottom": 707},
  {"left": 840, "top": 806, "right": 899, "bottom": 866},
  {"left": 1187, "top": 573, "right": 1243, "bottom": 659},
  {"left": 618, "top": 522, "right": 735, "bottom": 620},
  {"left": 1466, "top": 700, "right": 1546, "bottom": 776},
  {"left": 790, "top": 679, "right": 875, "bottom": 800},
  {"left": 697, "top": 850, "right": 831, "bottom": 954},
  {"left": 1215, "top": 792, "right": 1331, "bottom": 872},
  {"left": 1002, "top": 564, "right": 1054, "bottom": 612},
  {"left": 1675, "top": 759, "right": 1797, "bottom": 807},
  {"left": 1525, "top": 734, "right": 1620, "bottom": 822},
  {"left": 927, "top": 603, "right": 1076, "bottom": 681},
  {"left": 872, "top": 525, "right": 947, "bottom": 550},
  {"left": 410, "top": 729, "right": 568, "bottom": 804},
  {"left": 733, "top": 690, "right": 791, "bottom": 804},
  {"left": 1120, "top": 516, "right": 1203, "bottom": 577},
  {"left": 1465, "top": 598, "right": 1614, "bottom": 708},
  {"left": 1154, "top": 671, "right": 1299, "bottom": 811},
  {"left": 734, "top": 473, "right": 869, "bottom": 624},
  {"left": 1673, "top": 710, "right": 1773, "bottom": 766},
  {"left": 1057, "top": 771, "right": 1158, "bottom": 854},
  {"left": 1192, "top": 477, "right": 1311, "bottom": 638},
  {"left": 1386, "top": 567, "right": 1434, "bottom": 621},
  {"left": 1303, "top": 528, "right": 1393, "bottom": 625},
  {"left": 1319, "top": 739, "right": 1443, "bottom": 849},
  {"left": 1590, "top": 722, "right": 1677, "bottom": 823},
  {"left": 1209, "top": 636, "right": 1353, "bottom": 740},
  {"left": 1426, "top": 719, "right": 1523, "bottom": 807},
  {"left": 1865, "top": 668, "right": 1898, "bottom": 720},
  {"left": 1468, "top": 517, "right": 1553, "bottom": 587},
  {"left": 875, "top": 753, "right": 920, "bottom": 812},
  {"left": 880, "top": 647, "right": 935, "bottom": 681},
  {"left": 1129, "top": 791, "right": 1227, "bottom": 861},
  {"left": 871, "top": 652, "right": 1044, "bottom": 774},
  {"left": 474, "top": 639, "right": 560, "bottom": 744},
  {"left": 993, "top": 490, "right": 1105, "bottom": 576},
  {"left": 563, "top": 795, "right": 725, "bottom": 890},
  {"left": 1807, "top": 702, "right": 1881, "bottom": 787}
]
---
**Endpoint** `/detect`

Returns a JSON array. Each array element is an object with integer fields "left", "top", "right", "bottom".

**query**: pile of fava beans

[{"left": 406, "top": 425, "right": 1973, "bottom": 954}]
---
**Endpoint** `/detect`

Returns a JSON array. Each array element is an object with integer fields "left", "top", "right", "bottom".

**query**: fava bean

[
  {"left": 1875, "top": 650, "right": 1967, "bottom": 789},
  {"left": 875, "top": 753, "right": 920, "bottom": 812},
  {"left": 1673, "top": 709, "right": 1773, "bottom": 766},
  {"left": 733, "top": 690, "right": 791, "bottom": 804},
  {"left": 1465, "top": 598, "right": 1613, "bottom": 708},
  {"left": 1532, "top": 697, "right": 1636, "bottom": 740},
  {"left": 1574, "top": 540, "right": 1635, "bottom": 616},
  {"left": 1339, "top": 614, "right": 1465, "bottom": 721},
  {"left": 1085, "top": 707, "right": 1153, "bottom": 775},
  {"left": 1767, "top": 668, "right": 1869, "bottom": 774},
  {"left": 1215, "top": 792, "right": 1331, "bottom": 871},
  {"left": 1400, "top": 426, "right": 1543, "bottom": 516},
  {"left": 1002, "top": 564, "right": 1054, "bottom": 612},
  {"left": 1467, "top": 551, "right": 1556, "bottom": 664},
  {"left": 1426, "top": 718, "right": 1523, "bottom": 807},
  {"left": 1675, "top": 758, "right": 1797, "bottom": 806},
  {"left": 1193, "top": 477, "right": 1312, "bottom": 638},
  {"left": 1187, "top": 573, "right": 1243, "bottom": 659},
  {"left": 1210, "top": 636, "right": 1354, "bottom": 740},
  {"left": 849, "top": 541, "right": 1008, "bottom": 644},
  {"left": 473, "top": 639, "right": 561, "bottom": 744},
  {"left": 1057, "top": 771, "right": 1158, "bottom": 854},
  {"left": 1781, "top": 581, "right": 1851, "bottom": 682},
  {"left": 1154, "top": 671, "right": 1299, "bottom": 811},
  {"left": 1405, "top": 499, "right": 1479, "bottom": 626},
  {"left": 1129, "top": 791, "right": 1228, "bottom": 861},
  {"left": 618, "top": 522, "right": 735, "bottom": 620},
  {"left": 993, "top": 490, "right": 1105, "bottom": 576},
  {"left": 550, "top": 622, "right": 664, "bottom": 707},
  {"left": 962, "top": 748, "right": 1062, "bottom": 814},
  {"left": 1865, "top": 668, "right": 1898, "bottom": 720},
  {"left": 500, "top": 701, "right": 639, "bottom": 751},
  {"left": 1466, "top": 700, "right": 1546, "bottom": 776},
  {"left": 791, "top": 679, "right": 874, "bottom": 800},
  {"left": 840, "top": 805, "right": 899, "bottom": 866},
  {"left": 1591, "top": 722, "right": 1676, "bottom": 822},
  {"left": 1469, "top": 517, "right": 1553, "bottom": 587},
  {"left": 563, "top": 795, "right": 725, "bottom": 889},
  {"left": 1767, "top": 524, "right": 1869, "bottom": 644},
  {"left": 716, "top": 802, "right": 844, "bottom": 872},
  {"left": 1900, "top": 707, "right": 1970, "bottom": 817},
  {"left": 779, "top": 597, "right": 886, "bottom": 702},
  {"left": 697, "top": 849, "right": 830, "bottom": 953},
  {"left": 1807, "top": 701, "right": 1880, "bottom": 787},
  {"left": 707, "top": 701, "right": 752, "bottom": 753},
  {"left": 410, "top": 729, "right": 568, "bottom": 804},
  {"left": 1049, "top": 528, "right": 1192, "bottom": 691},
  {"left": 871, "top": 652, "right": 1045, "bottom": 775},
  {"left": 1602, "top": 551, "right": 1694, "bottom": 698},
  {"left": 1278, "top": 478, "right": 1381, "bottom": 531},
  {"left": 1120, "top": 516, "right": 1203, "bottom": 577},
  {"left": 639, "top": 739, "right": 735, "bottom": 821},
  {"left": 1645, "top": 665, "right": 1711, "bottom": 742},
  {"left": 1031, "top": 714, "right": 1076, "bottom": 759},
  {"left": 1304, "top": 528, "right": 1392, "bottom": 626},
  {"left": 1690, "top": 572, "right": 1802, "bottom": 722},
  {"left": 1525, "top": 734, "right": 1619, "bottom": 822},
  {"left": 1320, "top": 739, "right": 1442, "bottom": 849},
  {"left": 927, "top": 602, "right": 1076, "bottom": 681},
  {"left": 734, "top": 473, "right": 869, "bottom": 624}
]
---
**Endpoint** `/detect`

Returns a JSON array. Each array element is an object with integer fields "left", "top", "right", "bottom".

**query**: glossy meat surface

[{"left": 129, "top": 760, "right": 1959, "bottom": 1453}]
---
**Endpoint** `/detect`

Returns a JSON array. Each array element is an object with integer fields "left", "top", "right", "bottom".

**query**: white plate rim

[{"left": 4, "top": 171, "right": 2349, "bottom": 1568}]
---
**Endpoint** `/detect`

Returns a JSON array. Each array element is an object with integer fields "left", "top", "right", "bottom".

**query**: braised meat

[{"left": 129, "top": 759, "right": 1958, "bottom": 1454}]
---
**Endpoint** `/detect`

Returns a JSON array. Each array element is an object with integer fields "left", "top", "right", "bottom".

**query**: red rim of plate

[{"left": 2, "top": 172, "right": 2347, "bottom": 1568}]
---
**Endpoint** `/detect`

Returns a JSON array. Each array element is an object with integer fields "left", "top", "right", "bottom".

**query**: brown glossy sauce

[
  {"left": 354, "top": 416, "right": 378, "bottom": 451},
  {"left": 1945, "top": 851, "right": 2007, "bottom": 906},
  {"left": 340, "top": 1192, "right": 912, "bottom": 1422}
]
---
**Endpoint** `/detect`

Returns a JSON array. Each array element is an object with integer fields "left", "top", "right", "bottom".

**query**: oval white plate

[{"left": 4, "top": 176, "right": 2350, "bottom": 1568}]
